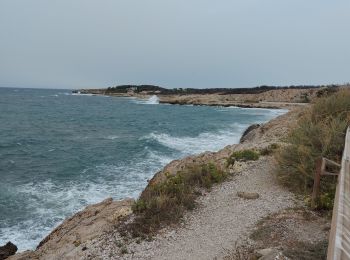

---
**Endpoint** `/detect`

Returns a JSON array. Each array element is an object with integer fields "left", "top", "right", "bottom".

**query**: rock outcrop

[
  {"left": 0, "top": 242, "right": 17, "bottom": 260},
  {"left": 78, "top": 86, "right": 326, "bottom": 108},
  {"left": 155, "top": 88, "right": 318, "bottom": 108},
  {"left": 9, "top": 198, "right": 133, "bottom": 260},
  {"left": 240, "top": 124, "right": 260, "bottom": 143}
]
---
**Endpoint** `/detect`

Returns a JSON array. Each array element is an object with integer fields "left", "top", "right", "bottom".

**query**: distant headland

[{"left": 73, "top": 84, "right": 342, "bottom": 109}]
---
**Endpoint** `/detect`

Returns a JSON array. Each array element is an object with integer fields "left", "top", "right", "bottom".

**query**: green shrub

[
  {"left": 227, "top": 149, "right": 260, "bottom": 166},
  {"left": 277, "top": 89, "right": 350, "bottom": 210},
  {"left": 316, "top": 86, "right": 339, "bottom": 97},
  {"left": 126, "top": 163, "right": 228, "bottom": 236},
  {"left": 319, "top": 191, "right": 336, "bottom": 210}
]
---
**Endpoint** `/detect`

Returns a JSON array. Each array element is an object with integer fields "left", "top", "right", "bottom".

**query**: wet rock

[{"left": 0, "top": 242, "right": 17, "bottom": 260}]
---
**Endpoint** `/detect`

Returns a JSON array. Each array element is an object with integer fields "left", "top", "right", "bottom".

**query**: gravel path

[{"left": 87, "top": 157, "right": 296, "bottom": 260}]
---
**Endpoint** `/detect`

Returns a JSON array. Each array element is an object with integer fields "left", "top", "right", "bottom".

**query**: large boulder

[
  {"left": 240, "top": 124, "right": 260, "bottom": 143},
  {"left": 0, "top": 242, "right": 17, "bottom": 260}
]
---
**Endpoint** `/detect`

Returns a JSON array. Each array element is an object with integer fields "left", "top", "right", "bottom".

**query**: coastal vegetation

[
  {"left": 226, "top": 149, "right": 260, "bottom": 166},
  {"left": 277, "top": 89, "right": 350, "bottom": 209},
  {"left": 102, "top": 84, "right": 339, "bottom": 96},
  {"left": 126, "top": 163, "right": 228, "bottom": 236},
  {"left": 127, "top": 148, "right": 266, "bottom": 237}
]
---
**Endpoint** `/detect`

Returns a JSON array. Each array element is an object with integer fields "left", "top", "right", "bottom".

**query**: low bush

[
  {"left": 276, "top": 89, "right": 350, "bottom": 209},
  {"left": 126, "top": 163, "right": 228, "bottom": 236},
  {"left": 316, "top": 86, "right": 339, "bottom": 97},
  {"left": 227, "top": 149, "right": 260, "bottom": 166}
]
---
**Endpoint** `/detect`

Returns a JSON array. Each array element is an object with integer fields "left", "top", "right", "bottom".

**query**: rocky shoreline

[
  {"left": 7, "top": 106, "right": 309, "bottom": 260},
  {"left": 74, "top": 86, "right": 323, "bottom": 109}
]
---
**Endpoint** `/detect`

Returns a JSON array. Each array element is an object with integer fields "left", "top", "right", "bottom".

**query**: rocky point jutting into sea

[
  {"left": 6, "top": 85, "right": 341, "bottom": 260},
  {"left": 74, "top": 84, "right": 339, "bottom": 108}
]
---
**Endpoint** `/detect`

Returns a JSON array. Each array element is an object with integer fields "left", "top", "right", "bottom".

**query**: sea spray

[
  {"left": 132, "top": 95, "right": 159, "bottom": 105},
  {"left": 146, "top": 95, "right": 159, "bottom": 104}
]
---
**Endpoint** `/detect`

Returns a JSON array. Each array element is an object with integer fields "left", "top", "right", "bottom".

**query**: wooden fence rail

[
  {"left": 311, "top": 158, "right": 340, "bottom": 209},
  {"left": 327, "top": 127, "right": 350, "bottom": 260}
]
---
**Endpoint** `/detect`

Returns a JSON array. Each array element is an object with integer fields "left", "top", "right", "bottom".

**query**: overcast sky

[{"left": 0, "top": 0, "right": 349, "bottom": 89}]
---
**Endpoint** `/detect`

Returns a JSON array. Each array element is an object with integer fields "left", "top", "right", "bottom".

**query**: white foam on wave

[
  {"left": 106, "top": 135, "right": 119, "bottom": 140},
  {"left": 143, "top": 123, "right": 248, "bottom": 155},
  {"left": 145, "top": 149, "right": 173, "bottom": 166},
  {"left": 0, "top": 179, "right": 113, "bottom": 250},
  {"left": 58, "top": 92, "right": 71, "bottom": 96},
  {"left": 71, "top": 93, "right": 94, "bottom": 96},
  {"left": 0, "top": 150, "right": 173, "bottom": 251},
  {"left": 132, "top": 95, "right": 159, "bottom": 105},
  {"left": 142, "top": 107, "right": 288, "bottom": 156},
  {"left": 147, "top": 95, "right": 159, "bottom": 104}
]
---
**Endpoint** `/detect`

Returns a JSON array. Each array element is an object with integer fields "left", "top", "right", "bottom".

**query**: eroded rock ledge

[{"left": 9, "top": 199, "right": 134, "bottom": 260}]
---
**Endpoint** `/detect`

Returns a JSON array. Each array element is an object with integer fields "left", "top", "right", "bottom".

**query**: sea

[{"left": 0, "top": 87, "right": 287, "bottom": 251}]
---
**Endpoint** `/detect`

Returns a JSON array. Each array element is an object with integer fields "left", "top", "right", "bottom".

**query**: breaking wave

[
  {"left": 0, "top": 150, "right": 173, "bottom": 251},
  {"left": 143, "top": 123, "right": 248, "bottom": 155},
  {"left": 132, "top": 95, "right": 159, "bottom": 105}
]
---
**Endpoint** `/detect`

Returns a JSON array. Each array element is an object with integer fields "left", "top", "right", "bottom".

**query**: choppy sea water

[{"left": 0, "top": 87, "right": 287, "bottom": 251}]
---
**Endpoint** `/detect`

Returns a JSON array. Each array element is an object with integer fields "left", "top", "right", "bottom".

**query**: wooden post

[{"left": 311, "top": 158, "right": 323, "bottom": 209}]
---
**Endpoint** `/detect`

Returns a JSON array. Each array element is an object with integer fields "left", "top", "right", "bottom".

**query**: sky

[{"left": 0, "top": 1, "right": 349, "bottom": 89}]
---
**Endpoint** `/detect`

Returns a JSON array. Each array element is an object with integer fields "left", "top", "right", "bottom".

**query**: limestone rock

[
  {"left": 9, "top": 198, "right": 134, "bottom": 260},
  {"left": 240, "top": 124, "right": 260, "bottom": 143},
  {"left": 237, "top": 192, "right": 260, "bottom": 200}
]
